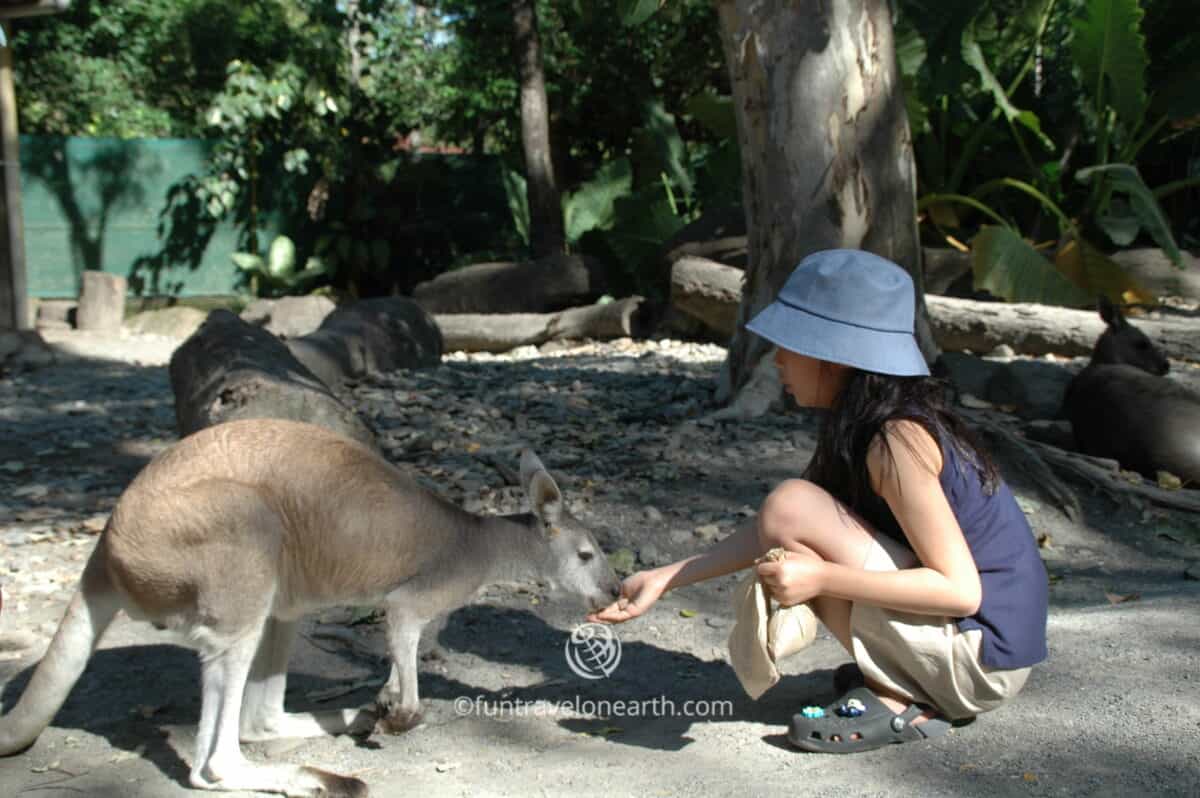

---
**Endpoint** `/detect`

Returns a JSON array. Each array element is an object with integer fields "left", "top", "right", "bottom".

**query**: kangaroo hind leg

[
  {"left": 239, "top": 618, "right": 374, "bottom": 743},
  {"left": 190, "top": 614, "right": 367, "bottom": 798}
]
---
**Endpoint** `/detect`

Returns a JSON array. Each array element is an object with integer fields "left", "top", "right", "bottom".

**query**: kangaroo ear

[
  {"left": 520, "top": 449, "right": 562, "bottom": 526},
  {"left": 1098, "top": 295, "right": 1124, "bottom": 328},
  {"left": 527, "top": 471, "right": 563, "bottom": 527},
  {"left": 519, "top": 448, "right": 546, "bottom": 493}
]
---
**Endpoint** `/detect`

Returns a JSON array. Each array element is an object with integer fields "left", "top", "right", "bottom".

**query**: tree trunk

[
  {"left": 714, "top": 0, "right": 927, "bottom": 414},
  {"left": 512, "top": 0, "right": 565, "bottom": 258}
]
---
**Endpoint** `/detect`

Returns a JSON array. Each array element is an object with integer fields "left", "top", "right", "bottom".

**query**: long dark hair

[{"left": 804, "top": 370, "right": 999, "bottom": 516}]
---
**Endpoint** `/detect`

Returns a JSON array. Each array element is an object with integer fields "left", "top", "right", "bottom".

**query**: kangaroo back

[{"left": 0, "top": 539, "right": 122, "bottom": 755}]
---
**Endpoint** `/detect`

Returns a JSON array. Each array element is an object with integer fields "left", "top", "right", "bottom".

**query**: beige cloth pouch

[{"left": 727, "top": 547, "right": 819, "bottom": 699}]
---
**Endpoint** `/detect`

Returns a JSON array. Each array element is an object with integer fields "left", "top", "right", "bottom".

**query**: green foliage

[
  {"left": 501, "top": 165, "right": 532, "bottom": 247},
  {"left": 1076, "top": 164, "right": 1180, "bottom": 260},
  {"left": 14, "top": 1, "right": 303, "bottom": 137},
  {"left": 1071, "top": 0, "right": 1148, "bottom": 131},
  {"left": 563, "top": 159, "right": 634, "bottom": 243},
  {"left": 618, "top": 0, "right": 661, "bottom": 27},
  {"left": 898, "top": 0, "right": 1195, "bottom": 306},
  {"left": 960, "top": 15, "right": 1053, "bottom": 151},
  {"left": 972, "top": 227, "right": 1092, "bottom": 305},
  {"left": 232, "top": 234, "right": 328, "bottom": 297},
  {"left": 429, "top": 0, "right": 727, "bottom": 183}
]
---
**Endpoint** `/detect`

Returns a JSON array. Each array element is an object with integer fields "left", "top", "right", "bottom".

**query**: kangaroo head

[
  {"left": 519, "top": 449, "right": 622, "bottom": 611},
  {"left": 1092, "top": 296, "right": 1170, "bottom": 376}
]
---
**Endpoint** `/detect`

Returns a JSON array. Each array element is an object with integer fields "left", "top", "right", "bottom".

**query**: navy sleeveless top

[{"left": 860, "top": 435, "right": 1049, "bottom": 670}]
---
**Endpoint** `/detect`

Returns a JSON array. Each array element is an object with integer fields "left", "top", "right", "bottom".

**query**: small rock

[
  {"left": 669, "top": 529, "right": 693, "bottom": 545},
  {"left": 1185, "top": 564, "right": 1200, "bottom": 581},
  {"left": 694, "top": 524, "right": 721, "bottom": 543},
  {"left": 986, "top": 344, "right": 1016, "bottom": 359},
  {"left": 80, "top": 515, "right": 108, "bottom": 534},
  {"left": 642, "top": 506, "right": 664, "bottom": 523},
  {"left": 638, "top": 543, "right": 661, "bottom": 566}
]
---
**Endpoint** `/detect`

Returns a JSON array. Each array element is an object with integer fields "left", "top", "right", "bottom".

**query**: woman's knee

[{"left": 758, "top": 479, "right": 828, "bottom": 549}]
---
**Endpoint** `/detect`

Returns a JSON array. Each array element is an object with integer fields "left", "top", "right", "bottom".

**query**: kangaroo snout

[{"left": 586, "top": 574, "right": 624, "bottom": 612}]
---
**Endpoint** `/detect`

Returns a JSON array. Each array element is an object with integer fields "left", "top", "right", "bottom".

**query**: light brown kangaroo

[{"left": 0, "top": 418, "right": 621, "bottom": 797}]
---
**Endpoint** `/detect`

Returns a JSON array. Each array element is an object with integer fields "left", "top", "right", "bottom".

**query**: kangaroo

[
  {"left": 1062, "top": 296, "right": 1200, "bottom": 485},
  {"left": 0, "top": 418, "right": 622, "bottom": 797}
]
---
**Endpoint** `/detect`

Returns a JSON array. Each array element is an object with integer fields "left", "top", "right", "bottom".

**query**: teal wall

[{"left": 20, "top": 136, "right": 266, "bottom": 298}]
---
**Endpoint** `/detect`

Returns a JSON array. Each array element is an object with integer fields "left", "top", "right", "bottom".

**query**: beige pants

[{"left": 850, "top": 532, "right": 1030, "bottom": 720}]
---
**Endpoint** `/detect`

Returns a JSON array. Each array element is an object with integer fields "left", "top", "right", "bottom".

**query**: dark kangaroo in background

[{"left": 1062, "top": 296, "right": 1200, "bottom": 485}]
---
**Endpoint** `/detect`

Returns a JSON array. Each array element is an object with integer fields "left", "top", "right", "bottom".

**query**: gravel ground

[{"left": 0, "top": 328, "right": 1198, "bottom": 798}]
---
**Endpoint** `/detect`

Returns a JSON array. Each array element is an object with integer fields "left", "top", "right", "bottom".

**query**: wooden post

[
  {"left": 0, "top": 3, "right": 73, "bottom": 331},
  {"left": 0, "top": 20, "right": 28, "bottom": 331}
]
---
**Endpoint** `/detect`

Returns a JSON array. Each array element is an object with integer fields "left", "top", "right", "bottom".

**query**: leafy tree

[
  {"left": 12, "top": 0, "right": 302, "bottom": 137},
  {"left": 430, "top": 0, "right": 728, "bottom": 185},
  {"left": 897, "top": 0, "right": 1198, "bottom": 304}
]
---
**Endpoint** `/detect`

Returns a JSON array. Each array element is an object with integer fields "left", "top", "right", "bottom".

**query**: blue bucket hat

[{"left": 745, "top": 249, "right": 929, "bottom": 377}]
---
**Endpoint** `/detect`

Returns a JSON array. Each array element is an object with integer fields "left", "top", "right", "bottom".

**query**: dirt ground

[{"left": 1, "top": 330, "right": 1199, "bottom": 798}]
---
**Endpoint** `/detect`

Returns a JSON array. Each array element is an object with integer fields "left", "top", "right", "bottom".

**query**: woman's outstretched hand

[{"left": 587, "top": 568, "right": 672, "bottom": 624}]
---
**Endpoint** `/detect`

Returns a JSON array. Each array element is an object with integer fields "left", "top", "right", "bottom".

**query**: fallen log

[
  {"left": 663, "top": 254, "right": 1200, "bottom": 361},
  {"left": 286, "top": 296, "right": 442, "bottom": 387},
  {"left": 434, "top": 296, "right": 644, "bottom": 353},
  {"left": 412, "top": 253, "right": 613, "bottom": 314},
  {"left": 169, "top": 309, "right": 377, "bottom": 449},
  {"left": 670, "top": 256, "right": 743, "bottom": 338},
  {"left": 925, "top": 295, "right": 1200, "bottom": 362}
]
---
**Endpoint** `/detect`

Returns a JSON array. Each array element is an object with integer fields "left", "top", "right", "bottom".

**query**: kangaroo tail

[{"left": 0, "top": 540, "right": 122, "bottom": 755}]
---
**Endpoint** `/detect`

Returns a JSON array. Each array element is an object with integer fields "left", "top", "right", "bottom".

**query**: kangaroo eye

[{"left": 578, "top": 549, "right": 595, "bottom": 562}]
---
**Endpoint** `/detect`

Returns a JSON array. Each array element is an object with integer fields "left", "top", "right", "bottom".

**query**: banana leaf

[
  {"left": 634, "top": 100, "right": 693, "bottom": 197},
  {"left": 1054, "top": 238, "right": 1155, "bottom": 305},
  {"left": 1071, "top": 0, "right": 1148, "bottom": 127},
  {"left": 961, "top": 19, "right": 1053, "bottom": 150},
  {"left": 1076, "top": 164, "right": 1183, "bottom": 266},
  {"left": 618, "top": 0, "right": 660, "bottom": 27},
  {"left": 971, "top": 226, "right": 1092, "bottom": 306},
  {"left": 563, "top": 158, "right": 633, "bottom": 243},
  {"left": 685, "top": 91, "right": 737, "bottom": 141},
  {"left": 500, "top": 165, "right": 530, "bottom": 247}
]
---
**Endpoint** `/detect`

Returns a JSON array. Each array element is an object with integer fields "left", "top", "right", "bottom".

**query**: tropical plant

[
  {"left": 499, "top": 95, "right": 738, "bottom": 298},
  {"left": 232, "top": 235, "right": 328, "bottom": 297},
  {"left": 899, "top": 0, "right": 1196, "bottom": 307}
]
